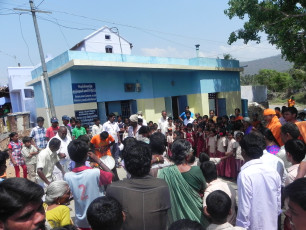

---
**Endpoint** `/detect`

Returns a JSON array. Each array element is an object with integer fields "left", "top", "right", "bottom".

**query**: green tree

[
  {"left": 255, "top": 69, "right": 291, "bottom": 92},
  {"left": 223, "top": 53, "right": 235, "bottom": 60},
  {"left": 225, "top": 0, "right": 306, "bottom": 67}
]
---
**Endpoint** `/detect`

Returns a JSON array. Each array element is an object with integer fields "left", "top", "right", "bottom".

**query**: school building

[{"left": 27, "top": 50, "right": 242, "bottom": 124}]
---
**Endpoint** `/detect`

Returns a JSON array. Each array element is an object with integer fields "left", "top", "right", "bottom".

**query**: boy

[
  {"left": 72, "top": 120, "right": 87, "bottom": 139},
  {"left": 87, "top": 196, "right": 124, "bottom": 230},
  {"left": 21, "top": 136, "right": 39, "bottom": 182},
  {"left": 0, "top": 150, "right": 9, "bottom": 182},
  {"left": 30, "top": 116, "right": 47, "bottom": 150},
  {"left": 206, "top": 190, "right": 245, "bottom": 230},
  {"left": 65, "top": 140, "right": 114, "bottom": 229},
  {"left": 92, "top": 118, "right": 103, "bottom": 136},
  {"left": 284, "top": 139, "right": 306, "bottom": 186}
]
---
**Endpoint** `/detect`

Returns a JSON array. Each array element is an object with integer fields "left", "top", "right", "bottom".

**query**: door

[
  {"left": 217, "top": 98, "right": 227, "bottom": 117},
  {"left": 171, "top": 96, "right": 179, "bottom": 119}
]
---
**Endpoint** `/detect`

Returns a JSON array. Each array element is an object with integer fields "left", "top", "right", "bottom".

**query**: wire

[
  {"left": 35, "top": 0, "right": 45, "bottom": 8},
  {"left": 18, "top": 13, "right": 35, "bottom": 66},
  {"left": 46, "top": 14, "right": 70, "bottom": 48}
]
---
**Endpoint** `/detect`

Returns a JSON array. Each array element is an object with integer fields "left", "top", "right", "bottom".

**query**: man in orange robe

[
  {"left": 283, "top": 107, "right": 306, "bottom": 143},
  {"left": 264, "top": 109, "right": 283, "bottom": 146}
]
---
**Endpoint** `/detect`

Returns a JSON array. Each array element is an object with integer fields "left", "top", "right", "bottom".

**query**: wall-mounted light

[
  {"left": 171, "top": 80, "right": 175, "bottom": 86},
  {"left": 136, "top": 81, "right": 141, "bottom": 92}
]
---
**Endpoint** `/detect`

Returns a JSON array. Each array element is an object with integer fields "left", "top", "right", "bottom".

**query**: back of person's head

[
  {"left": 100, "top": 131, "right": 109, "bottom": 140},
  {"left": 122, "top": 141, "right": 151, "bottom": 177},
  {"left": 187, "top": 123, "right": 193, "bottom": 129},
  {"left": 45, "top": 180, "right": 69, "bottom": 205},
  {"left": 49, "top": 138, "right": 61, "bottom": 149},
  {"left": 77, "top": 134, "right": 90, "bottom": 144},
  {"left": 275, "top": 107, "right": 281, "bottom": 112},
  {"left": 199, "top": 152, "right": 210, "bottom": 163},
  {"left": 281, "top": 123, "right": 300, "bottom": 139},
  {"left": 240, "top": 132, "right": 265, "bottom": 159},
  {"left": 168, "top": 219, "right": 204, "bottom": 230},
  {"left": 0, "top": 150, "right": 8, "bottom": 166},
  {"left": 68, "top": 139, "right": 89, "bottom": 163},
  {"left": 171, "top": 139, "right": 192, "bottom": 165},
  {"left": 93, "top": 118, "right": 99, "bottom": 123},
  {"left": 52, "top": 225, "right": 79, "bottom": 230},
  {"left": 0, "top": 178, "right": 44, "bottom": 221},
  {"left": 284, "top": 178, "right": 306, "bottom": 211},
  {"left": 75, "top": 119, "right": 81, "bottom": 124},
  {"left": 149, "top": 132, "right": 167, "bottom": 155},
  {"left": 261, "top": 127, "right": 279, "bottom": 146},
  {"left": 206, "top": 190, "right": 231, "bottom": 224},
  {"left": 22, "top": 136, "right": 31, "bottom": 144},
  {"left": 200, "top": 161, "right": 217, "bottom": 183},
  {"left": 87, "top": 196, "right": 123, "bottom": 230},
  {"left": 139, "top": 126, "right": 150, "bottom": 135},
  {"left": 285, "top": 139, "right": 306, "bottom": 163}
]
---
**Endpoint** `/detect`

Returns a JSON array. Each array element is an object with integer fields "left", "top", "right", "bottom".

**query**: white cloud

[{"left": 141, "top": 47, "right": 195, "bottom": 59}]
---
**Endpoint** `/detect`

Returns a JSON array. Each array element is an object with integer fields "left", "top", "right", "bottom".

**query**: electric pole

[{"left": 14, "top": 0, "right": 56, "bottom": 119}]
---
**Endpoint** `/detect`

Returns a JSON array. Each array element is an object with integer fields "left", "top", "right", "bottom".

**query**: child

[
  {"left": 185, "top": 123, "right": 195, "bottom": 148},
  {"left": 83, "top": 124, "right": 92, "bottom": 140},
  {"left": 64, "top": 140, "right": 114, "bottom": 229},
  {"left": 72, "top": 120, "right": 87, "bottom": 139},
  {"left": 167, "top": 128, "right": 174, "bottom": 157},
  {"left": 284, "top": 139, "right": 306, "bottom": 186},
  {"left": 21, "top": 136, "right": 39, "bottom": 182},
  {"left": 8, "top": 132, "right": 27, "bottom": 178},
  {"left": 167, "top": 117, "right": 175, "bottom": 131},
  {"left": 224, "top": 131, "right": 237, "bottom": 179},
  {"left": 207, "top": 129, "right": 217, "bottom": 157},
  {"left": 205, "top": 190, "right": 245, "bottom": 230},
  {"left": 69, "top": 117, "right": 76, "bottom": 129},
  {"left": 233, "top": 132, "right": 244, "bottom": 174},
  {"left": 122, "top": 125, "right": 129, "bottom": 140},
  {"left": 92, "top": 118, "right": 103, "bottom": 136},
  {"left": 0, "top": 150, "right": 9, "bottom": 182},
  {"left": 216, "top": 129, "right": 227, "bottom": 177},
  {"left": 195, "top": 125, "right": 205, "bottom": 158},
  {"left": 138, "top": 126, "right": 150, "bottom": 144}
]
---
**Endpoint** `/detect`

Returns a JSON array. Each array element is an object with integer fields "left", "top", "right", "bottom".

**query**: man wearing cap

[
  {"left": 263, "top": 109, "right": 283, "bottom": 146},
  {"left": 61, "top": 115, "right": 72, "bottom": 138},
  {"left": 128, "top": 114, "right": 141, "bottom": 139},
  {"left": 46, "top": 117, "right": 60, "bottom": 141},
  {"left": 137, "top": 111, "right": 147, "bottom": 126}
]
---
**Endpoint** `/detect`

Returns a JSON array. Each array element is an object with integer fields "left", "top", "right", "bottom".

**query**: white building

[
  {"left": 70, "top": 26, "right": 132, "bottom": 54},
  {"left": 7, "top": 66, "right": 36, "bottom": 125}
]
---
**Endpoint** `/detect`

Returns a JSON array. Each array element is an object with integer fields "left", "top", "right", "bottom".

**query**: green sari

[{"left": 157, "top": 165, "right": 209, "bottom": 228}]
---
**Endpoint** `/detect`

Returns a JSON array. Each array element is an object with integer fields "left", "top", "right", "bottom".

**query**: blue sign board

[
  {"left": 72, "top": 83, "right": 97, "bottom": 104},
  {"left": 75, "top": 109, "right": 98, "bottom": 126}
]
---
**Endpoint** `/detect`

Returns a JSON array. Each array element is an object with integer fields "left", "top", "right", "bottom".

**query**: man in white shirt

[
  {"left": 183, "top": 111, "right": 194, "bottom": 126},
  {"left": 137, "top": 111, "right": 147, "bottom": 126},
  {"left": 157, "top": 111, "right": 168, "bottom": 135},
  {"left": 236, "top": 132, "right": 281, "bottom": 230},
  {"left": 92, "top": 118, "right": 103, "bottom": 136},
  {"left": 103, "top": 113, "right": 121, "bottom": 168}
]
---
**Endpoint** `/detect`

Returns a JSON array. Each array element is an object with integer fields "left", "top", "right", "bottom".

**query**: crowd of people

[{"left": 0, "top": 104, "right": 306, "bottom": 230}]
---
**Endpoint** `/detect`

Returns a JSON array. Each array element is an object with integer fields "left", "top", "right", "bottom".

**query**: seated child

[
  {"left": 64, "top": 140, "right": 114, "bottom": 229},
  {"left": 21, "top": 136, "right": 39, "bottom": 182},
  {"left": 87, "top": 196, "right": 124, "bottom": 230},
  {"left": 206, "top": 190, "right": 245, "bottom": 230},
  {"left": 284, "top": 139, "right": 306, "bottom": 186}
]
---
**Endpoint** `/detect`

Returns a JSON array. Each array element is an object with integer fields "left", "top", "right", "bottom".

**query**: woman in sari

[{"left": 158, "top": 139, "right": 209, "bottom": 228}]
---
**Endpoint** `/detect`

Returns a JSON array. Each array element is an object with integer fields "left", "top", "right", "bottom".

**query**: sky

[{"left": 0, "top": 0, "right": 281, "bottom": 85}]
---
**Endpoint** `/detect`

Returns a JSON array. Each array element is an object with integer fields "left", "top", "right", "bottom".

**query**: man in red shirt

[{"left": 46, "top": 117, "right": 60, "bottom": 141}]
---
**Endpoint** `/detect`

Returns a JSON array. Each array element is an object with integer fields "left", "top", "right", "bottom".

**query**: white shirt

[
  {"left": 203, "top": 179, "right": 237, "bottom": 225},
  {"left": 261, "top": 150, "right": 286, "bottom": 186},
  {"left": 138, "top": 115, "right": 147, "bottom": 126},
  {"left": 207, "top": 223, "right": 245, "bottom": 230},
  {"left": 92, "top": 124, "right": 103, "bottom": 136},
  {"left": 158, "top": 117, "right": 169, "bottom": 135},
  {"left": 183, "top": 117, "right": 194, "bottom": 126},
  {"left": 102, "top": 121, "right": 120, "bottom": 143},
  {"left": 285, "top": 164, "right": 300, "bottom": 186},
  {"left": 128, "top": 125, "right": 141, "bottom": 139},
  {"left": 36, "top": 148, "right": 60, "bottom": 181},
  {"left": 217, "top": 137, "right": 227, "bottom": 152},
  {"left": 277, "top": 146, "right": 292, "bottom": 169},
  {"left": 236, "top": 159, "right": 281, "bottom": 230}
]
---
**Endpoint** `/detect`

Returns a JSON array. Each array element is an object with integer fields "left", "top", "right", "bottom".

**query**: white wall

[{"left": 241, "top": 85, "right": 267, "bottom": 103}]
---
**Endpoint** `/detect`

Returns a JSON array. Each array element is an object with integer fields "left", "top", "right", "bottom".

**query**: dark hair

[
  {"left": 173, "top": 130, "right": 182, "bottom": 139},
  {"left": 122, "top": 137, "right": 138, "bottom": 155},
  {"left": 100, "top": 131, "right": 109, "bottom": 140},
  {"left": 22, "top": 136, "right": 32, "bottom": 144},
  {"left": 281, "top": 123, "right": 300, "bottom": 139},
  {"left": 168, "top": 219, "right": 204, "bottom": 230},
  {"left": 37, "top": 116, "right": 44, "bottom": 122},
  {"left": 199, "top": 152, "right": 210, "bottom": 163},
  {"left": 0, "top": 178, "right": 44, "bottom": 221},
  {"left": 171, "top": 139, "right": 192, "bottom": 165},
  {"left": 240, "top": 132, "right": 265, "bottom": 159},
  {"left": 222, "top": 115, "right": 229, "bottom": 121},
  {"left": 52, "top": 225, "right": 79, "bottom": 230},
  {"left": 68, "top": 140, "right": 89, "bottom": 162},
  {"left": 285, "top": 139, "right": 306, "bottom": 163},
  {"left": 87, "top": 196, "right": 123, "bottom": 230},
  {"left": 83, "top": 124, "right": 89, "bottom": 129},
  {"left": 70, "top": 117, "right": 76, "bottom": 123},
  {"left": 235, "top": 132, "right": 244, "bottom": 139},
  {"left": 122, "top": 141, "right": 152, "bottom": 177},
  {"left": 168, "top": 117, "right": 173, "bottom": 121},
  {"left": 203, "top": 115, "right": 208, "bottom": 119},
  {"left": 149, "top": 132, "right": 166, "bottom": 155},
  {"left": 206, "top": 190, "right": 231, "bottom": 222},
  {"left": 261, "top": 128, "right": 279, "bottom": 146},
  {"left": 187, "top": 123, "right": 193, "bottom": 128},
  {"left": 186, "top": 111, "right": 191, "bottom": 115},
  {"left": 200, "top": 161, "right": 217, "bottom": 183},
  {"left": 286, "top": 107, "right": 298, "bottom": 117},
  {"left": 284, "top": 178, "right": 306, "bottom": 211},
  {"left": 49, "top": 138, "right": 61, "bottom": 149},
  {"left": 75, "top": 119, "right": 81, "bottom": 124},
  {"left": 78, "top": 135, "right": 90, "bottom": 144},
  {"left": 9, "top": 132, "right": 17, "bottom": 141},
  {"left": 235, "top": 108, "right": 240, "bottom": 113},
  {"left": 139, "top": 126, "right": 150, "bottom": 135},
  {"left": 93, "top": 118, "right": 100, "bottom": 122},
  {"left": 275, "top": 107, "right": 280, "bottom": 111},
  {"left": 108, "top": 113, "right": 116, "bottom": 118},
  {"left": 0, "top": 150, "right": 9, "bottom": 166}
]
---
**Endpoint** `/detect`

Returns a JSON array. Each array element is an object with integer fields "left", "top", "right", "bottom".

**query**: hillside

[{"left": 240, "top": 55, "right": 293, "bottom": 76}]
